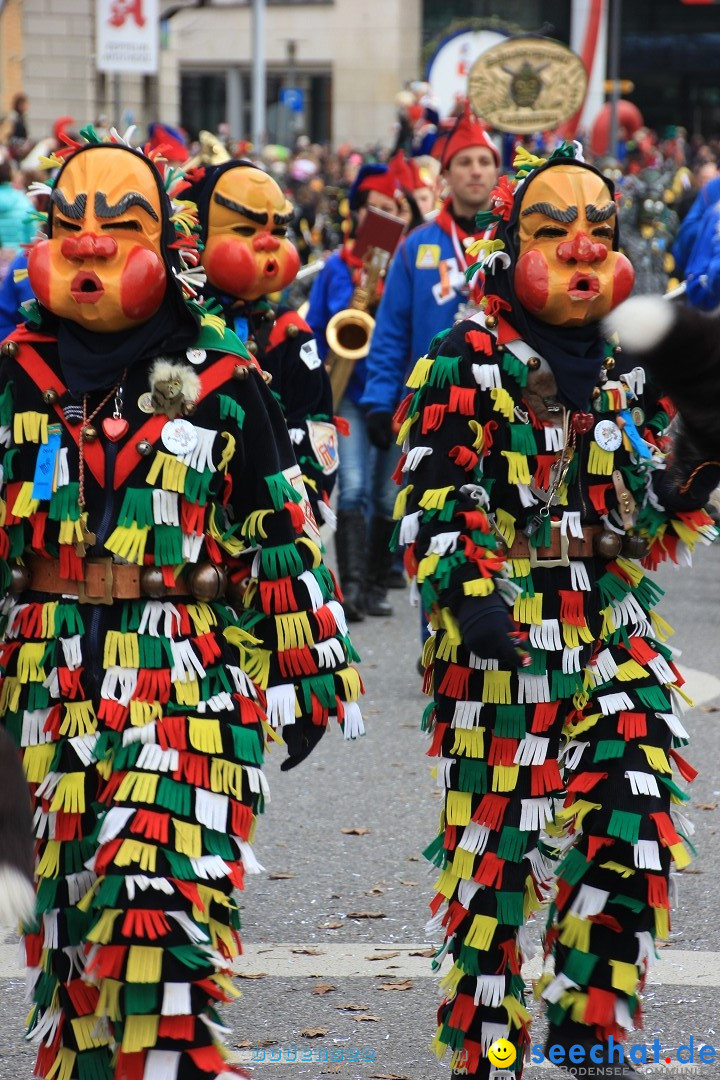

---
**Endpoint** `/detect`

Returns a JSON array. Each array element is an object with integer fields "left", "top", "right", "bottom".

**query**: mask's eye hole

[
  {"left": 55, "top": 217, "right": 82, "bottom": 232},
  {"left": 591, "top": 226, "right": 614, "bottom": 239},
  {"left": 100, "top": 220, "right": 142, "bottom": 231},
  {"left": 233, "top": 226, "right": 255, "bottom": 237},
  {"left": 533, "top": 225, "right": 568, "bottom": 239},
  {"left": 271, "top": 228, "right": 287, "bottom": 237}
]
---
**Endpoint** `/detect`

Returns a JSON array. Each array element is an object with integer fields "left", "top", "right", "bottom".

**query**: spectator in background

[
  {"left": 0, "top": 249, "right": 33, "bottom": 339},
  {"left": 306, "top": 163, "right": 404, "bottom": 621},
  {"left": 8, "top": 93, "right": 30, "bottom": 160},
  {"left": 0, "top": 151, "right": 36, "bottom": 283}
]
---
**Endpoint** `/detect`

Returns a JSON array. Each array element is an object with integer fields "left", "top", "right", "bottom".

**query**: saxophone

[{"left": 325, "top": 246, "right": 389, "bottom": 410}]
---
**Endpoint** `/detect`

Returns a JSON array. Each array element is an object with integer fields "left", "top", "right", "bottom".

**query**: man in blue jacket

[
  {"left": 360, "top": 105, "right": 500, "bottom": 449},
  {"left": 672, "top": 175, "right": 720, "bottom": 310}
]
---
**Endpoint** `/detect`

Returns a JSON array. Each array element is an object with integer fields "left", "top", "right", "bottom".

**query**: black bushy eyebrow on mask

[
  {"left": 273, "top": 210, "right": 294, "bottom": 226},
  {"left": 51, "top": 190, "right": 87, "bottom": 219},
  {"left": 520, "top": 202, "right": 579, "bottom": 223},
  {"left": 95, "top": 191, "right": 159, "bottom": 221},
  {"left": 213, "top": 192, "right": 268, "bottom": 225},
  {"left": 585, "top": 202, "right": 617, "bottom": 223}
]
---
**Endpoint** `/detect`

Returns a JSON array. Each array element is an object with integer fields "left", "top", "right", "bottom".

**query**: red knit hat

[
  {"left": 389, "top": 152, "right": 436, "bottom": 194},
  {"left": 350, "top": 163, "right": 400, "bottom": 209},
  {"left": 440, "top": 103, "right": 499, "bottom": 169}
]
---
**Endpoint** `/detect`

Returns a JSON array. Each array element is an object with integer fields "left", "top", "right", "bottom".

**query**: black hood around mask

[
  {"left": 36, "top": 143, "right": 199, "bottom": 395},
  {"left": 481, "top": 155, "right": 621, "bottom": 412}
]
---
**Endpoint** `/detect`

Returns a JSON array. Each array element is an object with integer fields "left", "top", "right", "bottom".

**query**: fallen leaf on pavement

[
  {"left": 678, "top": 867, "right": 704, "bottom": 874},
  {"left": 366, "top": 952, "right": 400, "bottom": 961},
  {"left": 268, "top": 872, "right": 294, "bottom": 880},
  {"left": 235, "top": 1039, "right": 278, "bottom": 1048},
  {"left": 407, "top": 856, "right": 419, "bottom": 862},
  {"left": 317, "top": 921, "right": 344, "bottom": 929},
  {"left": 695, "top": 803, "right": 718, "bottom": 810},
  {"left": 311, "top": 983, "right": 337, "bottom": 995},
  {"left": 398, "top": 880, "right": 418, "bottom": 886},
  {"left": 236, "top": 972, "right": 268, "bottom": 979},
  {"left": 378, "top": 980, "right": 413, "bottom": 991},
  {"left": 409, "top": 949, "right": 435, "bottom": 957},
  {"left": 346, "top": 911, "right": 386, "bottom": 919},
  {"left": 369, "top": 1074, "right": 410, "bottom": 1079},
  {"left": 292, "top": 947, "right": 324, "bottom": 955},
  {"left": 341, "top": 827, "right": 370, "bottom": 835},
  {"left": 699, "top": 705, "right": 719, "bottom": 713},
  {"left": 336, "top": 1003, "right": 371, "bottom": 1011},
  {"left": 354, "top": 1014, "right": 382, "bottom": 1022},
  {"left": 300, "top": 1028, "right": 328, "bottom": 1038},
  {"left": 366, "top": 887, "right": 385, "bottom": 895}
]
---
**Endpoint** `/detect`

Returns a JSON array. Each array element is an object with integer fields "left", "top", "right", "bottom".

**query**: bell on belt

[
  {"left": 593, "top": 529, "right": 623, "bottom": 559},
  {"left": 622, "top": 534, "right": 649, "bottom": 559},
  {"left": 10, "top": 565, "right": 30, "bottom": 593},
  {"left": 140, "top": 567, "right": 168, "bottom": 598},
  {"left": 81, "top": 425, "right": 98, "bottom": 443},
  {"left": 189, "top": 563, "right": 227, "bottom": 602}
]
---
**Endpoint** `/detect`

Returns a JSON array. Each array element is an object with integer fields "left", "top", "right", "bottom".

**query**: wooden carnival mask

[
  {"left": 514, "top": 164, "right": 634, "bottom": 326},
  {"left": 28, "top": 146, "right": 167, "bottom": 332},
  {"left": 202, "top": 165, "right": 300, "bottom": 301}
]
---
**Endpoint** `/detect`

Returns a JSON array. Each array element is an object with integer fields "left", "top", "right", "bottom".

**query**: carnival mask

[
  {"left": 202, "top": 166, "right": 300, "bottom": 301},
  {"left": 27, "top": 146, "right": 167, "bottom": 332},
  {"left": 514, "top": 164, "right": 634, "bottom": 326}
]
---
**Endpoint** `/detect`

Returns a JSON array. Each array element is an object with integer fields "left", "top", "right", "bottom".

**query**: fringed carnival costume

[
  {"left": 0, "top": 130, "right": 363, "bottom": 1080},
  {"left": 187, "top": 162, "right": 338, "bottom": 530},
  {"left": 392, "top": 144, "right": 718, "bottom": 1078}
]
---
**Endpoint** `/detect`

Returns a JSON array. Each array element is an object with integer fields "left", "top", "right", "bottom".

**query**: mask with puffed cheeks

[
  {"left": 27, "top": 145, "right": 168, "bottom": 333},
  {"left": 514, "top": 163, "right": 634, "bottom": 326},
  {"left": 202, "top": 165, "right": 300, "bottom": 301}
]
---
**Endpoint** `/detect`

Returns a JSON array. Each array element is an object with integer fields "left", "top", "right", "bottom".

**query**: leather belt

[
  {"left": 21, "top": 556, "right": 191, "bottom": 604},
  {"left": 498, "top": 523, "right": 606, "bottom": 568}
]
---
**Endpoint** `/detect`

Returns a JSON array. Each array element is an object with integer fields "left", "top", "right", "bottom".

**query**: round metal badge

[
  {"left": 162, "top": 418, "right": 198, "bottom": 456},
  {"left": 186, "top": 347, "right": 207, "bottom": 365},
  {"left": 137, "top": 392, "right": 154, "bottom": 414},
  {"left": 594, "top": 419, "right": 623, "bottom": 452}
]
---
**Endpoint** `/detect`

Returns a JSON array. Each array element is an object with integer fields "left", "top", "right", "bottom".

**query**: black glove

[
  {"left": 280, "top": 720, "right": 326, "bottom": 771},
  {"left": 652, "top": 456, "right": 720, "bottom": 513},
  {"left": 456, "top": 593, "right": 519, "bottom": 669},
  {"left": 365, "top": 410, "right": 394, "bottom": 451}
]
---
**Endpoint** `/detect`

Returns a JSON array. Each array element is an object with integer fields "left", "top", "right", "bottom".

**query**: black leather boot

[
  {"left": 544, "top": 1021, "right": 640, "bottom": 1079},
  {"left": 335, "top": 509, "right": 366, "bottom": 621},
  {"left": 365, "top": 515, "right": 395, "bottom": 617}
]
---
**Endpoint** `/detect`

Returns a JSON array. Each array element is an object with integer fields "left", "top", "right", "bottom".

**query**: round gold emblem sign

[{"left": 468, "top": 36, "right": 588, "bottom": 134}]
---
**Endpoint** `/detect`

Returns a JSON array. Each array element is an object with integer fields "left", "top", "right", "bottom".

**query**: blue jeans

[{"left": 337, "top": 397, "right": 400, "bottom": 518}]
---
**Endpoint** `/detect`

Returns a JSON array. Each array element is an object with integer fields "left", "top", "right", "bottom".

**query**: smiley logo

[{"left": 487, "top": 1038, "right": 517, "bottom": 1069}]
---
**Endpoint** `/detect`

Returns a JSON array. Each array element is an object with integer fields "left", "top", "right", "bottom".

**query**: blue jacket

[
  {"left": 0, "top": 251, "right": 33, "bottom": 340},
  {"left": 0, "top": 183, "right": 35, "bottom": 254},
  {"left": 306, "top": 250, "right": 371, "bottom": 404},
  {"left": 360, "top": 211, "right": 473, "bottom": 415},
  {"left": 672, "top": 177, "right": 720, "bottom": 280},
  {"left": 679, "top": 190, "right": 720, "bottom": 310}
]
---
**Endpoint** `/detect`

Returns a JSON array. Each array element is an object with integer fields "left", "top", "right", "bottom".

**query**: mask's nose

[
  {"left": 556, "top": 231, "right": 608, "bottom": 264},
  {"left": 253, "top": 232, "right": 280, "bottom": 253},
  {"left": 61, "top": 233, "right": 118, "bottom": 260}
]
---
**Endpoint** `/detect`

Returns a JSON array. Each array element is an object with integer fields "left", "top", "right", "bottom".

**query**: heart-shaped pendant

[
  {"left": 102, "top": 416, "right": 129, "bottom": 442},
  {"left": 572, "top": 411, "right": 594, "bottom": 435}
]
